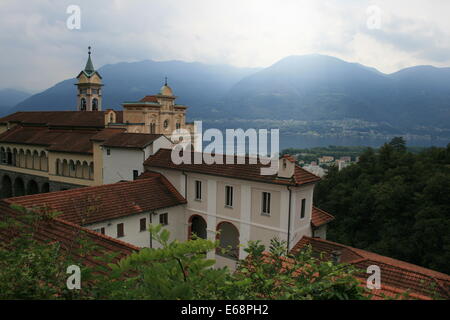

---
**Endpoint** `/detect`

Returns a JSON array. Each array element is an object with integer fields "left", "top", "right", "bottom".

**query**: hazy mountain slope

[
  {"left": 10, "top": 55, "right": 450, "bottom": 130},
  {"left": 0, "top": 88, "right": 31, "bottom": 116},
  {"left": 223, "top": 55, "right": 450, "bottom": 128},
  {"left": 223, "top": 54, "right": 395, "bottom": 122},
  {"left": 12, "top": 60, "right": 260, "bottom": 119}
]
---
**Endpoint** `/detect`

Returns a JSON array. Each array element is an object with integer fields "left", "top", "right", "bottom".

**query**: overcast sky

[{"left": 1, "top": 0, "right": 450, "bottom": 92}]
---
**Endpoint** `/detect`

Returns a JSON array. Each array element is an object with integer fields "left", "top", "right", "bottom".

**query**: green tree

[{"left": 314, "top": 142, "right": 450, "bottom": 274}]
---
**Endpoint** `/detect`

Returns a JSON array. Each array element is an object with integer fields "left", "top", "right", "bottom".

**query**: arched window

[
  {"left": 69, "top": 160, "right": 76, "bottom": 177},
  {"left": 0, "top": 147, "right": 6, "bottom": 164},
  {"left": 80, "top": 98, "right": 87, "bottom": 111},
  {"left": 56, "top": 159, "right": 61, "bottom": 175},
  {"left": 75, "top": 160, "right": 82, "bottom": 178},
  {"left": 92, "top": 98, "right": 98, "bottom": 111},
  {"left": 40, "top": 151, "right": 47, "bottom": 171},
  {"left": 163, "top": 119, "right": 169, "bottom": 129},
  {"left": 6, "top": 148, "right": 12, "bottom": 165},
  {"left": 89, "top": 162, "right": 94, "bottom": 180},
  {"left": 176, "top": 122, "right": 181, "bottom": 129}
]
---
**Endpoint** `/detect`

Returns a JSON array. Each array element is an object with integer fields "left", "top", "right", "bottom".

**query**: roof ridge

[
  {"left": 5, "top": 177, "right": 160, "bottom": 203},
  {"left": 53, "top": 216, "right": 141, "bottom": 251},
  {"left": 300, "top": 236, "right": 450, "bottom": 281}
]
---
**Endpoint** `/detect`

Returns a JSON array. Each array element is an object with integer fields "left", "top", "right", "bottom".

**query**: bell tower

[{"left": 76, "top": 46, "right": 103, "bottom": 111}]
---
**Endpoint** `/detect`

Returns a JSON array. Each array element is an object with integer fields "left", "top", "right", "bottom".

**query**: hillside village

[{"left": 0, "top": 50, "right": 449, "bottom": 300}]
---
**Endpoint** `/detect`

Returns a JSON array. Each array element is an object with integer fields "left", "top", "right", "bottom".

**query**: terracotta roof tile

[
  {"left": 139, "top": 95, "right": 160, "bottom": 103},
  {"left": 90, "top": 128, "right": 126, "bottom": 141},
  {"left": 311, "top": 206, "right": 335, "bottom": 228},
  {"left": 144, "top": 149, "right": 321, "bottom": 186},
  {"left": 291, "top": 236, "right": 450, "bottom": 299},
  {"left": 6, "top": 175, "right": 186, "bottom": 226},
  {"left": 0, "top": 111, "right": 108, "bottom": 128},
  {"left": 0, "top": 126, "right": 107, "bottom": 154},
  {"left": 103, "top": 132, "right": 164, "bottom": 148},
  {"left": 0, "top": 201, "right": 137, "bottom": 268}
]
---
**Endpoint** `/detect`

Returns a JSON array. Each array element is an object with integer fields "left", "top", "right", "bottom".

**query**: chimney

[{"left": 277, "top": 154, "right": 296, "bottom": 179}]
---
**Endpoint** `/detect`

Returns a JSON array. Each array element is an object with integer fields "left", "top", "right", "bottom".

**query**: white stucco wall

[
  {"left": 85, "top": 205, "right": 186, "bottom": 248},
  {"left": 102, "top": 136, "right": 172, "bottom": 184}
]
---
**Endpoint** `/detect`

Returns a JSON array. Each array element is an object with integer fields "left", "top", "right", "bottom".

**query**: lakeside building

[
  {"left": 0, "top": 49, "right": 448, "bottom": 299},
  {"left": 0, "top": 49, "right": 189, "bottom": 196}
]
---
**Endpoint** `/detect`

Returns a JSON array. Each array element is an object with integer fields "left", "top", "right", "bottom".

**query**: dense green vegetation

[
  {"left": 282, "top": 144, "right": 426, "bottom": 163},
  {"left": 314, "top": 138, "right": 450, "bottom": 274},
  {"left": 0, "top": 206, "right": 367, "bottom": 300},
  {"left": 283, "top": 145, "right": 369, "bottom": 163}
]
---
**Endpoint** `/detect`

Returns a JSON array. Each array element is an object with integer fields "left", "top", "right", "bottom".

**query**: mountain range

[
  {"left": 0, "top": 88, "right": 31, "bottom": 116},
  {"left": 6, "top": 54, "right": 450, "bottom": 141}
]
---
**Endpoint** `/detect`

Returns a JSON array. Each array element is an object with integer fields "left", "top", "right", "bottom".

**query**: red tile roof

[
  {"left": 0, "top": 126, "right": 99, "bottom": 154},
  {"left": 0, "top": 201, "right": 137, "bottom": 267},
  {"left": 139, "top": 95, "right": 160, "bottom": 103},
  {"left": 311, "top": 206, "right": 335, "bottom": 228},
  {"left": 0, "top": 111, "right": 110, "bottom": 128},
  {"left": 291, "top": 236, "right": 450, "bottom": 300},
  {"left": 0, "top": 126, "right": 125, "bottom": 154},
  {"left": 6, "top": 175, "right": 186, "bottom": 226},
  {"left": 90, "top": 128, "right": 126, "bottom": 141},
  {"left": 144, "top": 149, "right": 321, "bottom": 186},
  {"left": 103, "top": 132, "right": 165, "bottom": 148}
]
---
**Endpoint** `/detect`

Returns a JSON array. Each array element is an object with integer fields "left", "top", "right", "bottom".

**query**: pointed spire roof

[{"left": 84, "top": 46, "right": 95, "bottom": 75}]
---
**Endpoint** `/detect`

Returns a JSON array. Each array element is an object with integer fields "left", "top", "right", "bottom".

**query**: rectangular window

[
  {"left": 300, "top": 198, "right": 306, "bottom": 219},
  {"left": 93, "top": 227, "right": 105, "bottom": 235},
  {"left": 262, "top": 192, "right": 271, "bottom": 215},
  {"left": 159, "top": 213, "right": 168, "bottom": 226},
  {"left": 133, "top": 170, "right": 139, "bottom": 180},
  {"left": 195, "top": 180, "right": 202, "bottom": 200},
  {"left": 225, "top": 186, "right": 233, "bottom": 207},
  {"left": 117, "top": 223, "right": 124, "bottom": 238},
  {"left": 106, "top": 148, "right": 111, "bottom": 156},
  {"left": 140, "top": 218, "right": 146, "bottom": 232}
]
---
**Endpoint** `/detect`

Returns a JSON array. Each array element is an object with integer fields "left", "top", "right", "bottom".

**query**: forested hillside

[{"left": 314, "top": 138, "right": 450, "bottom": 274}]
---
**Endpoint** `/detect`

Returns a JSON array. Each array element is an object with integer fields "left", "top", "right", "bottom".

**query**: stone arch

[
  {"left": 27, "top": 180, "right": 39, "bottom": 195},
  {"left": 89, "top": 162, "right": 94, "bottom": 180},
  {"left": 69, "top": 160, "right": 76, "bottom": 177},
  {"left": 12, "top": 148, "right": 18, "bottom": 166},
  {"left": 18, "top": 149, "right": 25, "bottom": 167},
  {"left": 0, "top": 147, "right": 5, "bottom": 164},
  {"left": 80, "top": 98, "right": 87, "bottom": 111},
  {"left": 25, "top": 150, "right": 33, "bottom": 168},
  {"left": 40, "top": 151, "right": 48, "bottom": 171},
  {"left": 32, "top": 150, "right": 40, "bottom": 170},
  {"left": 188, "top": 215, "right": 207, "bottom": 240},
  {"left": 216, "top": 221, "right": 240, "bottom": 260},
  {"left": 14, "top": 177, "right": 25, "bottom": 197},
  {"left": 41, "top": 182, "right": 50, "bottom": 194},
  {"left": 92, "top": 98, "right": 98, "bottom": 111},
  {"left": 6, "top": 147, "right": 13, "bottom": 165},
  {"left": 82, "top": 161, "right": 89, "bottom": 179},
  {"left": 1, "top": 175, "right": 13, "bottom": 198},
  {"left": 62, "top": 159, "right": 69, "bottom": 176},
  {"left": 75, "top": 160, "right": 83, "bottom": 178},
  {"left": 55, "top": 159, "right": 61, "bottom": 175}
]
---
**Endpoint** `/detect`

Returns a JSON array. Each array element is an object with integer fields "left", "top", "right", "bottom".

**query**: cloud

[{"left": 1, "top": 0, "right": 450, "bottom": 91}]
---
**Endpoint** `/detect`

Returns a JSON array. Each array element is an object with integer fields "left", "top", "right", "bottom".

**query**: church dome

[{"left": 160, "top": 84, "right": 174, "bottom": 96}]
